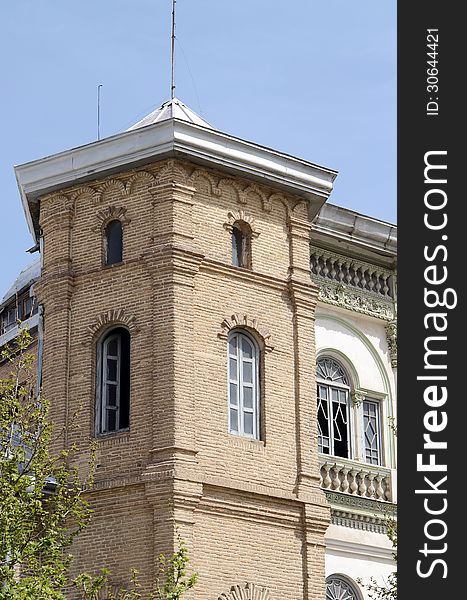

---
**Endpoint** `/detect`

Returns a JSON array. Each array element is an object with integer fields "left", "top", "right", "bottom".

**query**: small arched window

[
  {"left": 325, "top": 575, "right": 362, "bottom": 600},
  {"left": 228, "top": 331, "right": 260, "bottom": 439},
  {"left": 97, "top": 327, "right": 130, "bottom": 434},
  {"left": 105, "top": 220, "right": 123, "bottom": 265},
  {"left": 316, "top": 357, "right": 351, "bottom": 458},
  {"left": 231, "top": 222, "right": 252, "bottom": 269}
]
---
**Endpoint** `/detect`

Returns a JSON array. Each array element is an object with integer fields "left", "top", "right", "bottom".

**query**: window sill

[
  {"left": 102, "top": 261, "right": 125, "bottom": 270},
  {"left": 227, "top": 434, "right": 265, "bottom": 452},
  {"left": 95, "top": 429, "right": 130, "bottom": 446}
]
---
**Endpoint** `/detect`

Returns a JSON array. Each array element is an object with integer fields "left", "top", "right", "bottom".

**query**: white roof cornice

[{"left": 15, "top": 117, "right": 338, "bottom": 241}]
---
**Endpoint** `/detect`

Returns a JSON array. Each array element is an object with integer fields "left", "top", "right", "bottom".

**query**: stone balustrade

[
  {"left": 319, "top": 455, "right": 393, "bottom": 502},
  {"left": 310, "top": 246, "right": 394, "bottom": 299}
]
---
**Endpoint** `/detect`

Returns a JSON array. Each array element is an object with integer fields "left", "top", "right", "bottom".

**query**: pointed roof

[
  {"left": 16, "top": 98, "right": 338, "bottom": 243},
  {"left": 128, "top": 97, "right": 213, "bottom": 131}
]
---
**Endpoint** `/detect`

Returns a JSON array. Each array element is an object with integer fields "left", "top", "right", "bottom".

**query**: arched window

[
  {"left": 325, "top": 575, "right": 362, "bottom": 600},
  {"left": 231, "top": 222, "right": 252, "bottom": 269},
  {"left": 105, "top": 220, "right": 123, "bottom": 265},
  {"left": 316, "top": 357, "right": 351, "bottom": 458},
  {"left": 228, "top": 331, "right": 260, "bottom": 438},
  {"left": 97, "top": 327, "right": 130, "bottom": 434}
]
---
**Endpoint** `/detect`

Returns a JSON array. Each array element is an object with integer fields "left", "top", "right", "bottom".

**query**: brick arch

[
  {"left": 218, "top": 314, "right": 274, "bottom": 353},
  {"left": 125, "top": 170, "right": 154, "bottom": 195},
  {"left": 84, "top": 309, "right": 139, "bottom": 345},
  {"left": 223, "top": 210, "right": 260, "bottom": 239},
  {"left": 99, "top": 178, "right": 126, "bottom": 203},
  {"left": 189, "top": 168, "right": 221, "bottom": 196},
  {"left": 218, "top": 583, "right": 271, "bottom": 600},
  {"left": 94, "top": 205, "right": 131, "bottom": 232}
]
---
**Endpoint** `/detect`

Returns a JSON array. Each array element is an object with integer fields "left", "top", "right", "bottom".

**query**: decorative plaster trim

[
  {"left": 313, "top": 278, "right": 395, "bottom": 321},
  {"left": 330, "top": 512, "right": 388, "bottom": 535},
  {"left": 218, "top": 314, "right": 274, "bottom": 352},
  {"left": 385, "top": 320, "right": 397, "bottom": 368},
  {"left": 325, "top": 490, "right": 396, "bottom": 516}
]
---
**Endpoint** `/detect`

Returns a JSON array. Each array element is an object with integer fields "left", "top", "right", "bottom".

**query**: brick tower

[{"left": 15, "top": 98, "right": 337, "bottom": 599}]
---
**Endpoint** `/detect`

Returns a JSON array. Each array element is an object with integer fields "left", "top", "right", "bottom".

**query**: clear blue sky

[{"left": 0, "top": 0, "right": 396, "bottom": 297}]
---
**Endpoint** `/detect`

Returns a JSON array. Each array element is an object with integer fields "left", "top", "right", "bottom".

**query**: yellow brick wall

[{"left": 35, "top": 158, "right": 329, "bottom": 600}]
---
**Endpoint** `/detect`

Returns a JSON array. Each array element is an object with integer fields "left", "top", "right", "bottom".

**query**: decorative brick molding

[
  {"left": 155, "top": 159, "right": 189, "bottom": 184},
  {"left": 93, "top": 205, "right": 131, "bottom": 232},
  {"left": 189, "top": 168, "right": 221, "bottom": 196},
  {"left": 99, "top": 178, "right": 126, "bottom": 202},
  {"left": 218, "top": 583, "right": 271, "bottom": 600},
  {"left": 125, "top": 170, "right": 154, "bottom": 195},
  {"left": 84, "top": 308, "right": 139, "bottom": 343},
  {"left": 218, "top": 314, "right": 274, "bottom": 352},
  {"left": 223, "top": 210, "right": 260, "bottom": 238},
  {"left": 217, "top": 178, "right": 244, "bottom": 203},
  {"left": 71, "top": 185, "right": 100, "bottom": 205}
]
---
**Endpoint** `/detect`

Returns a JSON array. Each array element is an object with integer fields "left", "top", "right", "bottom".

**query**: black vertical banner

[{"left": 398, "top": 3, "right": 462, "bottom": 599}]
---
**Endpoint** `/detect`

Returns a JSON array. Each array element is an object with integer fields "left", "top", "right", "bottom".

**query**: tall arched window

[
  {"left": 316, "top": 357, "right": 351, "bottom": 458},
  {"left": 105, "top": 220, "right": 123, "bottom": 265},
  {"left": 231, "top": 222, "right": 252, "bottom": 269},
  {"left": 97, "top": 327, "right": 130, "bottom": 434},
  {"left": 325, "top": 575, "right": 362, "bottom": 600},
  {"left": 228, "top": 331, "right": 260, "bottom": 438}
]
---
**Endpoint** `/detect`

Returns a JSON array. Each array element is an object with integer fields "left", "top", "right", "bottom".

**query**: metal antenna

[
  {"left": 97, "top": 84, "right": 103, "bottom": 140},
  {"left": 171, "top": 0, "right": 176, "bottom": 99}
]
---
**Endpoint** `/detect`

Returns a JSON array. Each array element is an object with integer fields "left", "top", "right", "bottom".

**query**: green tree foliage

[
  {"left": 364, "top": 517, "right": 397, "bottom": 600},
  {"left": 0, "top": 328, "right": 95, "bottom": 598},
  {"left": 0, "top": 328, "right": 197, "bottom": 599}
]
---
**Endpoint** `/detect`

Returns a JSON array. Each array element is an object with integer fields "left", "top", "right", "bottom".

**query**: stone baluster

[
  {"left": 344, "top": 263, "right": 352, "bottom": 285},
  {"left": 349, "top": 469, "right": 358, "bottom": 494},
  {"left": 358, "top": 470, "right": 367, "bottom": 496},
  {"left": 382, "top": 275, "right": 390, "bottom": 296},
  {"left": 341, "top": 467, "right": 349, "bottom": 494},
  {"left": 321, "top": 463, "right": 332, "bottom": 489},
  {"left": 367, "top": 270, "right": 376, "bottom": 292},
  {"left": 330, "top": 465, "right": 340, "bottom": 491},
  {"left": 367, "top": 472, "right": 376, "bottom": 499},
  {"left": 374, "top": 272, "right": 382, "bottom": 294},
  {"left": 374, "top": 474, "right": 385, "bottom": 500},
  {"left": 361, "top": 269, "right": 368, "bottom": 291},
  {"left": 352, "top": 264, "right": 360, "bottom": 287},
  {"left": 336, "top": 260, "right": 345, "bottom": 283}
]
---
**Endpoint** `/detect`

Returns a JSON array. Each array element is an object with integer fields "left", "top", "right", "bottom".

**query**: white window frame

[
  {"left": 96, "top": 330, "right": 129, "bottom": 435},
  {"left": 227, "top": 331, "right": 260, "bottom": 439},
  {"left": 361, "top": 398, "right": 382, "bottom": 466},
  {"left": 316, "top": 357, "right": 353, "bottom": 459}
]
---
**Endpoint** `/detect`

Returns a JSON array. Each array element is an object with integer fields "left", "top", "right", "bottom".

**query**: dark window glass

[
  {"left": 231, "top": 223, "right": 251, "bottom": 269},
  {"left": 105, "top": 220, "right": 123, "bottom": 265},
  {"left": 99, "top": 327, "right": 130, "bottom": 433},
  {"left": 232, "top": 227, "right": 243, "bottom": 267}
]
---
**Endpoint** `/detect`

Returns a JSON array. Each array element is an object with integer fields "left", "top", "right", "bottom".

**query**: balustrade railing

[
  {"left": 310, "top": 246, "right": 394, "bottom": 299},
  {"left": 319, "top": 455, "right": 393, "bottom": 502}
]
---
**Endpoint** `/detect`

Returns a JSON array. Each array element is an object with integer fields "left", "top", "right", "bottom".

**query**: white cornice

[
  {"left": 15, "top": 119, "right": 338, "bottom": 242},
  {"left": 325, "top": 536, "right": 395, "bottom": 563},
  {"left": 313, "top": 203, "right": 397, "bottom": 262}
]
